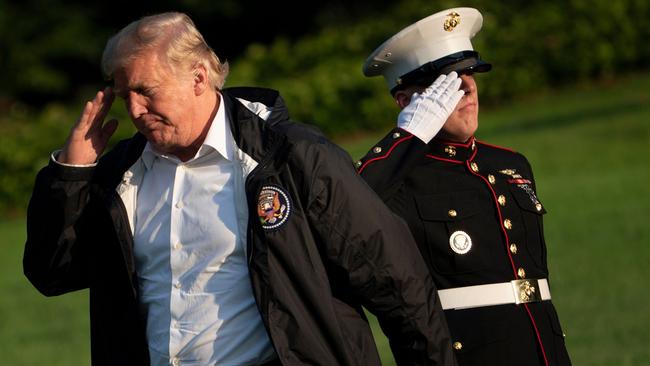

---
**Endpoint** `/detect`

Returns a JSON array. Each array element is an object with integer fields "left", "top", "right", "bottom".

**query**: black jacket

[
  {"left": 358, "top": 129, "right": 571, "bottom": 365},
  {"left": 24, "top": 88, "right": 457, "bottom": 365}
]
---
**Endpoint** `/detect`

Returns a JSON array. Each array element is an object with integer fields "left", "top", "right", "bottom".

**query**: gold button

[
  {"left": 373, "top": 146, "right": 382, "bottom": 154},
  {"left": 471, "top": 140, "right": 476, "bottom": 150},
  {"left": 535, "top": 203, "right": 543, "bottom": 211},
  {"left": 510, "top": 243, "right": 518, "bottom": 254},
  {"left": 355, "top": 160, "right": 362, "bottom": 168},
  {"left": 504, "top": 219, "right": 512, "bottom": 230},
  {"left": 470, "top": 162, "right": 479, "bottom": 172},
  {"left": 453, "top": 341, "right": 463, "bottom": 350},
  {"left": 498, "top": 195, "right": 506, "bottom": 206},
  {"left": 518, "top": 267, "right": 526, "bottom": 278},
  {"left": 445, "top": 145, "right": 457, "bottom": 157},
  {"left": 392, "top": 132, "right": 401, "bottom": 139},
  {"left": 488, "top": 174, "right": 496, "bottom": 184},
  {"left": 448, "top": 209, "right": 457, "bottom": 218}
]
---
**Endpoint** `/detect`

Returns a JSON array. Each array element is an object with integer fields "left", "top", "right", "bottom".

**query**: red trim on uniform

[
  {"left": 468, "top": 157, "right": 550, "bottom": 366},
  {"left": 469, "top": 146, "right": 478, "bottom": 161},
  {"left": 508, "top": 178, "right": 532, "bottom": 185},
  {"left": 524, "top": 303, "right": 550, "bottom": 366},
  {"left": 436, "top": 137, "right": 475, "bottom": 148},
  {"left": 466, "top": 162, "right": 518, "bottom": 277},
  {"left": 424, "top": 154, "right": 464, "bottom": 164},
  {"left": 425, "top": 138, "right": 479, "bottom": 164},
  {"left": 357, "top": 135, "right": 414, "bottom": 173},
  {"left": 476, "top": 139, "right": 517, "bottom": 153}
]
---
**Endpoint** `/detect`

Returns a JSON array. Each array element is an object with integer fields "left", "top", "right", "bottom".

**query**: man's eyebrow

[{"left": 113, "top": 82, "right": 151, "bottom": 97}]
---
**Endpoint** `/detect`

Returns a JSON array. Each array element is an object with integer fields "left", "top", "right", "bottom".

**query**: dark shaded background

[{"left": 0, "top": 0, "right": 390, "bottom": 107}]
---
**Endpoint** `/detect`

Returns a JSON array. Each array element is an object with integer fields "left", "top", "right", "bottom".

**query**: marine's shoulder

[{"left": 356, "top": 128, "right": 420, "bottom": 173}]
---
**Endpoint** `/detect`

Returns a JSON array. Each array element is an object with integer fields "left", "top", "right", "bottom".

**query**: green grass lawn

[
  {"left": 2, "top": 73, "right": 649, "bottom": 365},
  {"left": 345, "top": 74, "right": 650, "bottom": 365}
]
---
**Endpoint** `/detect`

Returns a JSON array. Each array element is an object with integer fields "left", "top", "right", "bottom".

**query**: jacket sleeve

[
  {"left": 305, "top": 140, "right": 457, "bottom": 366},
  {"left": 23, "top": 159, "right": 96, "bottom": 296}
]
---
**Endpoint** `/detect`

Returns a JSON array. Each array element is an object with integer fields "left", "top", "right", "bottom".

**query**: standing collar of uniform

[
  {"left": 141, "top": 92, "right": 234, "bottom": 169},
  {"left": 426, "top": 136, "right": 477, "bottom": 162}
]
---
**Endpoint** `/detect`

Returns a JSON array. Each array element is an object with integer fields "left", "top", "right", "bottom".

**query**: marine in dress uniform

[{"left": 357, "top": 8, "right": 572, "bottom": 366}]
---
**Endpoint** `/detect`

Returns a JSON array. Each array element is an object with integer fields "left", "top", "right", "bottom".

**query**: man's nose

[
  {"left": 126, "top": 92, "right": 147, "bottom": 119},
  {"left": 460, "top": 75, "right": 476, "bottom": 94}
]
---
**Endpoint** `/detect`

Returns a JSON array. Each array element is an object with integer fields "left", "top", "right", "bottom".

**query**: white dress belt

[{"left": 438, "top": 278, "right": 551, "bottom": 310}]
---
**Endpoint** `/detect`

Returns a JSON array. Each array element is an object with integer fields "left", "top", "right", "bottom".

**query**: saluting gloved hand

[{"left": 397, "top": 71, "right": 464, "bottom": 143}]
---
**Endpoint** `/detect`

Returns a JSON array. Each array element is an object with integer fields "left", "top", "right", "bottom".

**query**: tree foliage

[
  {"left": 1, "top": 0, "right": 649, "bottom": 216},
  {"left": 226, "top": 0, "right": 650, "bottom": 135}
]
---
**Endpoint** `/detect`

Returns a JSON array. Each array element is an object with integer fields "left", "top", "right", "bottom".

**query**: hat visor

[
  {"left": 443, "top": 58, "right": 491, "bottom": 75},
  {"left": 391, "top": 51, "right": 491, "bottom": 94}
]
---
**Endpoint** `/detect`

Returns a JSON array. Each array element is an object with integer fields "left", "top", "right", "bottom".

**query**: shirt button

[
  {"left": 173, "top": 242, "right": 182, "bottom": 250},
  {"left": 510, "top": 243, "right": 518, "bottom": 254},
  {"left": 175, "top": 201, "right": 184, "bottom": 209},
  {"left": 174, "top": 281, "right": 182, "bottom": 289},
  {"left": 498, "top": 195, "right": 507, "bottom": 206},
  {"left": 453, "top": 341, "right": 463, "bottom": 350},
  {"left": 518, "top": 267, "right": 526, "bottom": 278},
  {"left": 171, "top": 357, "right": 180, "bottom": 366},
  {"left": 504, "top": 218, "right": 513, "bottom": 230}
]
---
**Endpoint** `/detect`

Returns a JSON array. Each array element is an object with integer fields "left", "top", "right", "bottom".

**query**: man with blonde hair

[{"left": 24, "top": 12, "right": 462, "bottom": 365}]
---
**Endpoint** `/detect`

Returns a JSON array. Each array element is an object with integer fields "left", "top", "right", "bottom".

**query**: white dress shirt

[{"left": 132, "top": 96, "right": 275, "bottom": 366}]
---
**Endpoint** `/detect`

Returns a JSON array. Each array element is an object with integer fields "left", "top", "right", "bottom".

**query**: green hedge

[
  {"left": 226, "top": 0, "right": 650, "bottom": 135},
  {"left": 2, "top": 0, "right": 649, "bottom": 216}
]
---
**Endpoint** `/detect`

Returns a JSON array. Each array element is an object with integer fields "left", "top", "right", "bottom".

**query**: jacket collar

[
  {"left": 426, "top": 136, "right": 477, "bottom": 163},
  {"left": 221, "top": 87, "right": 290, "bottom": 165},
  {"left": 96, "top": 87, "right": 289, "bottom": 190}
]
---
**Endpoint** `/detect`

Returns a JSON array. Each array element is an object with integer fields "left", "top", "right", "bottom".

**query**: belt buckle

[{"left": 511, "top": 279, "right": 541, "bottom": 304}]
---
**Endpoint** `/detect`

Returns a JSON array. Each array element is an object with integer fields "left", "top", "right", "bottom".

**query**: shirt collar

[{"left": 141, "top": 92, "right": 234, "bottom": 170}]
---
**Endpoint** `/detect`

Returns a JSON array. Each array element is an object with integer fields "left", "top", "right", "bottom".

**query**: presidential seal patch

[{"left": 257, "top": 185, "right": 292, "bottom": 230}]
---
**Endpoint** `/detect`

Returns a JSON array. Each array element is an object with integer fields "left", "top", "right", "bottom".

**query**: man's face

[
  {"left": 437, "top": 74, "right": 479, "bottom": 142},
  {"left": 113, "top": 51, "right": 200, "bottom": 157}
]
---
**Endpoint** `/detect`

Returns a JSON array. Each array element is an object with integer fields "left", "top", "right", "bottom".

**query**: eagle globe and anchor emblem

[{"left": 257, "top": 185, "right": 292, "bottom": 230}]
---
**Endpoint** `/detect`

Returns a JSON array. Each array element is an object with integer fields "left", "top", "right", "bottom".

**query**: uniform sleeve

[
  {"left": 357, "top": 127, "right": 430, "bottom": 199},
  {"left": 23, "top": 159, "right": 96, "bottom": 296},
  {"left": 306, "top": 140, "right": 457, "bottom": 366}
]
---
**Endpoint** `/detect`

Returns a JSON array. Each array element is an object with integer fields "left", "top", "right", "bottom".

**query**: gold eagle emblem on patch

[{"left": 257, "top": 185, "right": 292, "bottom": 230}]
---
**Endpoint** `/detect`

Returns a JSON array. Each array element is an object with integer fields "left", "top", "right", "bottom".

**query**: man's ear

[
  {"left": 192, "top": 64, "right": 209, "bottom": 95},
  {"left": 394, "top": 90, "right": 413, "bottom": 109}
]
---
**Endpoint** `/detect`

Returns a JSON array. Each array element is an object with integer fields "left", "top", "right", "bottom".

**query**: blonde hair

[{"left": 101, "top": 12, "right": 229, "bottom": 89}]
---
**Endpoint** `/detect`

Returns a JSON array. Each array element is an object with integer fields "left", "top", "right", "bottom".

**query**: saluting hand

[
  {"left": 58, "top": 87, "right": 118, "bottom": 165},
  {"left": 397, "top": 71, "right": 464, "bottom": 143}
]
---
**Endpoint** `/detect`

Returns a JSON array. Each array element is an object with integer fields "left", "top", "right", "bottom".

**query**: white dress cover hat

[{"left": 363, "top": 7, "right": 491, "bottom": 93}]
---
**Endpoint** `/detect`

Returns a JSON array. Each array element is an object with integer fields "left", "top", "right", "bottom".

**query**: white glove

[{"left": 397, "top": 71, "right": 465, "bottom": 143}]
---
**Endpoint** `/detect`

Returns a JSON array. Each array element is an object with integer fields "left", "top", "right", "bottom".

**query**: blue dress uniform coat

[
  {"left": 23, "top": 88, "right": 458, "bottom": 366},
  {"left": 358, "top": 128, "right": 571, "bottom": 365}
]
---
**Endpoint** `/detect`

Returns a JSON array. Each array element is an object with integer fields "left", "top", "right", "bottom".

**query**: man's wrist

[{"left": 51, "top": 150, "right": 98, "bottom": 168}]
